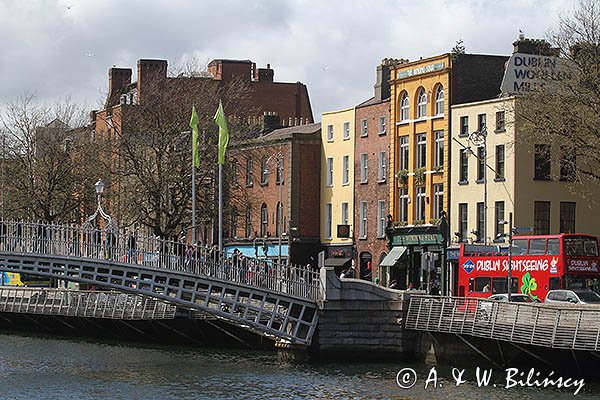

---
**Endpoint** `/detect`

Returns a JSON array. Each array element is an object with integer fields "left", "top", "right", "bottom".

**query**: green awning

[{"left": 379, "top": 246, "right": 407, "bottom": 267}]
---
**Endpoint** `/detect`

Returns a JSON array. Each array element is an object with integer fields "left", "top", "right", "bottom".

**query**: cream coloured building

[
  {"left": 451, "top": 96, "right": 600, "bottom": 244},
  {"left": 320, "top": 107, "right": 356, "bottom": 265}
]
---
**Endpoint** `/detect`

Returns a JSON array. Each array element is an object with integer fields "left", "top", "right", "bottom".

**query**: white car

[
  {"left": 478, "top": 293, "right": 539, "bottom": 318},
  {"left": 545, "top": 289, "right": 600, "bottom": 305}
]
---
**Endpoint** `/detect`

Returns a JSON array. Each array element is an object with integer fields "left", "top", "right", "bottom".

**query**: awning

[
  {"left": 379, "top": 246, "right": 407, "bottom": 267},
  {"left": 324, "top": 257, "right": 352, "bottom": 267}
]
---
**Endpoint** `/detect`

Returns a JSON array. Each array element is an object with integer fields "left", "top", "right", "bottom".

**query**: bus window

[
  {"left": 475, "top": 277, "right": 491, "bottom": 292},
  {"left": 549, "top": 277, "right": 561, "bottom": 290},
  {"left": 512, "top": 239, "right": 528, "bottom": 255},
  {"left": 547, "top": 238, "right": 560, "bottom": 255},
  {"left": 584, "top": 239, "right": 599, "bottom": 256},
  {"left": 491, "top": 277, "right": 518, "bottom": 294},
  {"left": 529, "top": 238, "right": 546, "bottom": 255}
]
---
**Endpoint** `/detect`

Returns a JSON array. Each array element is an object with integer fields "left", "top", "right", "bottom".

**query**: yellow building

[
  {"left": 320, "top": 107, "right": 356, "bottom": 267},
  {"left": 389, "top": 54, "right": 450, "bottom": 225}
]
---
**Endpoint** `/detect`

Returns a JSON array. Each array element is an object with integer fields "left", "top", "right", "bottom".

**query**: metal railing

[
  {"left": 0, "top": 287, "right": 176, "bottom": 319},
  {"left": 0, "top": 220, "right": 320, "bottom": 301},
  {"left": 406, "top": 295, "right": 600, "bottom": 351}
]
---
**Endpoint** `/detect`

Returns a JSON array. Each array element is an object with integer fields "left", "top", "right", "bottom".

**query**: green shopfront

[{"left": 383, "top": 225, "right": 447, "bottom": 293}]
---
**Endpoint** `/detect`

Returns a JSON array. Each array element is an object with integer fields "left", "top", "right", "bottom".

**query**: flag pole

[
  {"left": 218, "top": 163, "right": 223, "bottom": 252},
  {"left": 191, "top": 136, "right": 196, "bottom": 245}
]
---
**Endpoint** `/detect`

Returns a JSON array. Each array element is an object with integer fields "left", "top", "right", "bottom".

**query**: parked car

[
  {"left": 544, "top": 289, "right": 600, "bottom": 305},
  {"left": 478, "top": 293, "right": 539, "bottom": 318}
]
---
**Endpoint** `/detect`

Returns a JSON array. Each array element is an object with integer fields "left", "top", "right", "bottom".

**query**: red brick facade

[{"left": 354, "top": 100, "right": 390, "bottom": 281}]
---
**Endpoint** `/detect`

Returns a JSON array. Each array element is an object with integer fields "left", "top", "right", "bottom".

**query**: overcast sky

[{"left": 0, "top": 0, "right": 578, "bottom": 121}]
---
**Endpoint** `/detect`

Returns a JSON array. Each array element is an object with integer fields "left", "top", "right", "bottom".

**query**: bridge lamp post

[
  {"left": 498, "top": 212, "right": 514, "bottom": 301},
  {"left": 95, "top": 179, "right": 105, "bottom": 207},
  {"left": 469, "top": 125, "right": 488, "bottom": 244}
]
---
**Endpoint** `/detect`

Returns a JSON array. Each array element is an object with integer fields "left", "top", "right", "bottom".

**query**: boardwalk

[{"left": 406, "top": 295, "right": 600, "bottom": 351}]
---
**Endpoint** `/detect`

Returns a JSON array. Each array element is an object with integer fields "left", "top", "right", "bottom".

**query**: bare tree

[
  {"left": 0, "top": 93, "right": 101, "bottom": 222},
  {"left": 516, "top": 0, "right": 600, "bottom": 201}
]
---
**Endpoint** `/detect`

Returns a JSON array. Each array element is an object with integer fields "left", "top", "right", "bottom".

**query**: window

[
  {"left": 433, "top": 184, "right": 443, "bottom": 219},
  {"left": 560, "top": 146, "right": 576, "bottom": 181},
  {"left": 325, "top": 203, "right": 332, "bottom": 239},
  {"left": 399, "top": 188, "right": 409, "bottom": 223},
  {"left": 512, "top": 239, "right": 528, "bottom": 255},
  {"left": 327, "top": 124, "right": 334, "bottom": 142},
  {"left": 377, "top": 200, "right": 386, "bottom": 238},
  {"left": 495, "top": 145, "right": 505, "bottom": 180},
  {"left": 496, "top": 111, "right": 505, "bottom": 132},
  {"left": 478, "top": 113, "right": 487, "bottom": 132},
  {"left": 434, "top": 130, "right": 444, "bottom": 168},
  {"left": 417, "top": 88, "right": 427, "bottom": 118},
  {"left": 359, "top": 201, "right": 368, "bottom": 238},
  {"left": 378, "top": 151, "right": 387, "bottom": 182},
  {"left": 343, "top": 122, "right": 350, "bottom": 140},
  {"left": 534, "top": 144, "right": 551, "bottom": 180},
  {"left": 529, "top": 238, "right": 547, "bottom": 255},
  {"left": 399, "top": 136, "right": 409, "bottom": 170},
  {"left": 342, "top": 155, "right": 350, "bottom": 185},
  {"left": 459, "top": 149, "right": 468, "bottom": 183},
  {"left": 232, "top": 159, "right": 239, "bottom": 187},
  {"left": 326, "top": 157, "right": 333, "bottom": 187},
  {"left": 495, "top": 201, "right": 505, "bottom": 240},
  {"left": 260, "top": 158, "right": 269, "bottom": 185},
  {"left": 416, "top": 186, "right": 426, "bottom": 222},
  {"left": 245, "top": 208, "right": 252, "bottom": 237},
  {"left": 476, "top": 202, "right": 485, "bottom": 242},
  {"left": 360, "top": 153, "right": 369, "bottom": 183},
  {"left": 341, "top": 202, "right": 349, "bottom": 225},
  {"left": 477, "top": 147, "right": 485, "bottom": 182},
  {"left": 459, "top": 203, "right": 468, "bottom": 242},
  {"left": 276, "top": 156, "right": 284, "bottom": 184},
  {"left": 434, "top": 85, "right": 444, "bottom": 116},
  {"left": 560, "top": 202, "right": 576, "bottom": 233},
  {"left": 534, "top": 201, "right": 551, "bottom": 235},
  {"left": 276, "top": 202, "right": 283, "bottom": 237},
  {"left": 416, "top": 133, "right": 426, "bottom": 168},
  {"left": 361, "top": 119, "right": 368, "bottom": 137},
  {"left": 547, "top": 238, "right": 561, "bottom": 255},
  {"left": 400, "top": 92, "right": 410, "bottom": 122},
  {"left": 260, "top": 203, "right": 268, "bottom": 237},
  {"left": 246, "top": 158, "right": 253, "bottom": 186},
  {"left": 460, "top": 116, "right": 469, "bottom": 136},
  {"left": 379, "top": 116, "right": 386, "bottom": 134},
  {"left": 230, "top": 208, "right": 238, "bottom": 238}
]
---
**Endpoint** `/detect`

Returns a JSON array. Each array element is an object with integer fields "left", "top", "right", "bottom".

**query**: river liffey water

[{"left": 0, "top": 332, "right": 598, "bottom": 400}]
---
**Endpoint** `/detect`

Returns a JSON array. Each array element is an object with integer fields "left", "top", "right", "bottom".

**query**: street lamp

[
  {"left": 85, "top": 178, "right": 115, "bottom": 230},
  {"left": 469, "top": 125, "right": 488, "bottom": 244},
  {"left": 498, "top": 212, "right": 514, "bottom": 301}
]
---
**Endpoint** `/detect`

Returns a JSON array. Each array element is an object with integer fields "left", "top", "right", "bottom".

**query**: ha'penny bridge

[{"left": 0, "top": 219, "right": 599, "bottom": 369}]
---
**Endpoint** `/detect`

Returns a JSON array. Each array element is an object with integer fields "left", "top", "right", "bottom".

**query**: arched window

[
  {"left": 400, "top": 92, "right": 410, "bottom": 122},
  {"left": 417, "top": 88, "right": 427, "bottom": 119},
  {"left": 260, "top": 203, "right": 268, "bottom": 237},
  {"left": 434, "top": 85, "right": 444, "bottom": 116}
]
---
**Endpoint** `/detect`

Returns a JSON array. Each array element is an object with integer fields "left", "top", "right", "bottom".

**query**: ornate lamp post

[
  {"left": 85, "top": 179, "right": 116, "bottom": 230},
  {"left": 469, "top": 125, "right": 488, "bottom": 244}
]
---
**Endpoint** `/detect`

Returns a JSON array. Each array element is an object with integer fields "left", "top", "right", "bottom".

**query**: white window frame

[
  {"left": 433, "top": 184, "right": 443, "bottom": 219},
  {"left": 399, "top": 188, "right": 409, "bottom": 223},
  {"left": 377, "top": 200, "right": 386, "bottom": 238},
  {"left": 400, "top": 92, "right": 409, "bottom": 122},
  {"left": 359, "top": 201, "right": 368, "bottom": 239},
  {"left": 325, "top": 203, "right": 332, "bottom": 239},
  {"left": 434, "top": 130, "right": 444, "bottom": 168},
  {"left": 342, "top": 155, "right": 349, "bottom": 185},
  {"left": 416, "top": 133, "right": 427, "bottom": 168},
  {"left": 378, "top": 151, "right": 386, "bottom": 182},
  {"left": 260, "top": 158, "right": 269, "bottom": 185},
  {"left": 379, "top": 116, "right": 386, "bottom": 134},
  {"left": 416, "top": 186, "right": 426, "bottom": 222},
  {"left": 343, "top": 122, "right": 350, "bottom": 140},
  {"left": 399, "top": 136, "right": 409, "bottom": 170},
  {"left": 360, "top": 153, "right": 368, "bottom": 183},
  {"left": 327, "top": 124, "right": 334, "bottom": 142},
  {"left": 434, "top": 85, "right": 444, "bottom": 116},
  {"left": 417, "top": 88, "right": 427, "bottom": 119},
  {"left": 361, "top": 118, "right": 368, "bottom": 137},
  {"left": 341, "top": 202, "right": 349, "bottom": 225},
  {"left": 326, "top": 157, "right": 333, "bottom": 187}
]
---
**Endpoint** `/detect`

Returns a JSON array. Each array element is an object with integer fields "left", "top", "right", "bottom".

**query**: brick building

[
  {"left": 353, "top": 59, "right": 404, "bottom": 281},
  {"left": 227, "top": 119, "right": 321, "bottom": 266}
]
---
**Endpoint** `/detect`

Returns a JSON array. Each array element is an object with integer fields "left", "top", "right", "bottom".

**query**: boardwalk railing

[
  {"left": 0, "top": 287, "right": 176, "bottom": 319},
  {"left": 406, "top": 295, "right": 600, "bottom": 351},
  {"left": 0, "top": 220, "right": 320, "bottom": 301}
]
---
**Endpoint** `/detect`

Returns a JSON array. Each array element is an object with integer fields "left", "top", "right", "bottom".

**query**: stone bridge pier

[{"left": 307, "top": 267, "right": 428, "bottom": 360}]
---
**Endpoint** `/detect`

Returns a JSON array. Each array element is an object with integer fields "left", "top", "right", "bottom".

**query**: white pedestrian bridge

[{"left": 0, "top": 220, "right": 320, "bottom": 345}]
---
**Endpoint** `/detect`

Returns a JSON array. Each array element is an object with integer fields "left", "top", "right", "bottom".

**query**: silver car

[
  {"left": 478, "top": 293, "right": 538, "bottom": 319},
  {"left": 544, "top": 289, "right": 600, "bottom": 305}
]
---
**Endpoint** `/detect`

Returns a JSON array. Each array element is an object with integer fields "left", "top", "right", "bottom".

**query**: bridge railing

[
  {"left": 0, "top": 220, "right": 320, "bottom": 301},
  {"left": 406, "top": 295, "right": 600, "bottom": 351}
]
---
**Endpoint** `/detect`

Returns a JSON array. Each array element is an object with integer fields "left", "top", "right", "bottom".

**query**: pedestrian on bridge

[{"left": 126, "top": 230, "right": 136, "bottom": 263}]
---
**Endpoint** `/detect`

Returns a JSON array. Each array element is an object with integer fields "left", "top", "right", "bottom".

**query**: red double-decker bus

[{"left": 457, "top": 234, "right": 600, "bottom": 301}]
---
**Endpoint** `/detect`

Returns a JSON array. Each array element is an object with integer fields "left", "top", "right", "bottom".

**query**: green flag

[
  {"left": 189, "top": 106, "right": 200, "bottom": 167},
  {"left": 214, "top": 100, "right": 229, "bottom": 165}
]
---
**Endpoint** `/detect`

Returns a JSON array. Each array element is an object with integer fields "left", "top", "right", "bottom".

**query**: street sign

[{"left": 514, "top": 226, "right": 533, "bottom": 234}]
